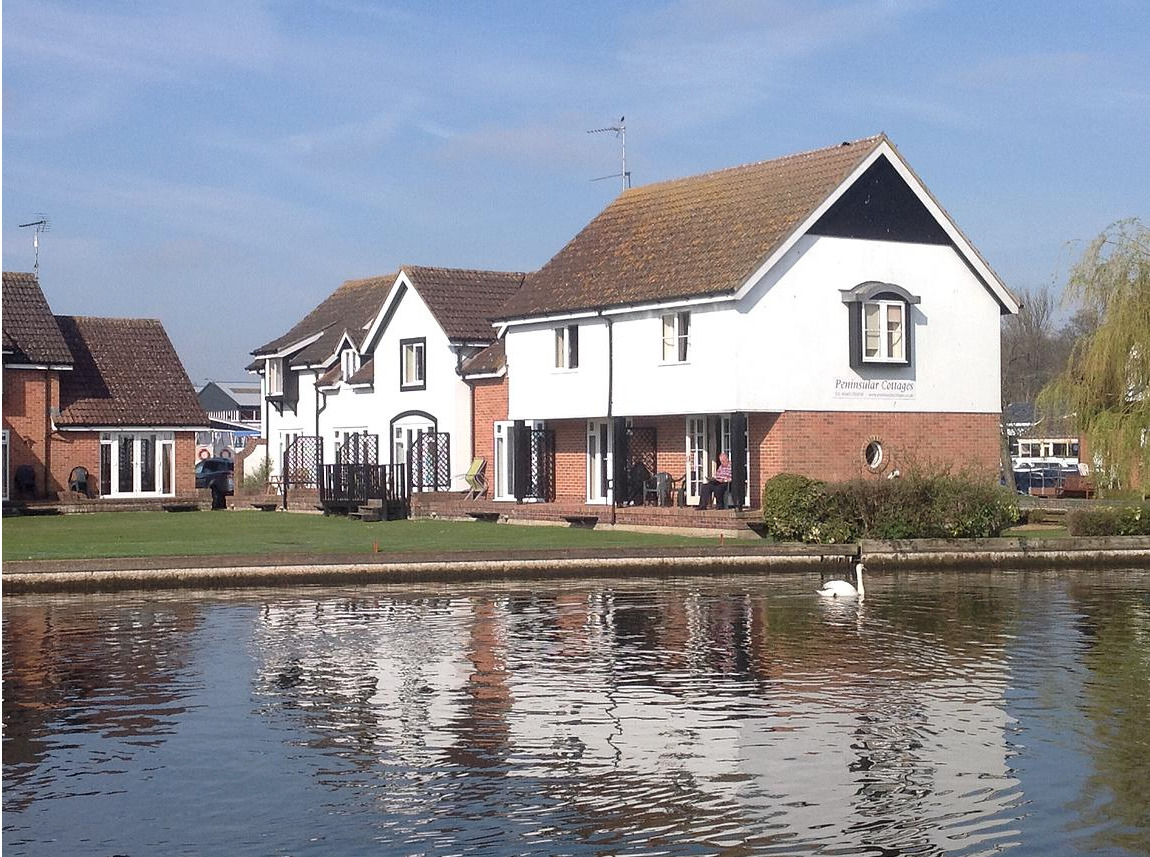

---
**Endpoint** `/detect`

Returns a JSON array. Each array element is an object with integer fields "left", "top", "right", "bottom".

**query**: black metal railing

[{"left": 321, "top": 463, "right": 409, "bottom": 510}]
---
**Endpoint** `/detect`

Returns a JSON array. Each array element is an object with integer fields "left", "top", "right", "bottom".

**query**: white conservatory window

[{"left": 99, "top": 431, "right": 176, "bottom": 497}]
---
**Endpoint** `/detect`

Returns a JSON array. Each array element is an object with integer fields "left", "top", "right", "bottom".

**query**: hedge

[
  {"left": 1066, "top": 504, "right": 1150, "bottom": 536},
  {"left": 761, "top": 472, "right": 1020, "bottom": 543}
]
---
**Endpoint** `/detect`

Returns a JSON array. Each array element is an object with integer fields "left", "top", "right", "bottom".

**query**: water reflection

[{"left": 4, "top": 570, "right": 1150, "bottom": 856}]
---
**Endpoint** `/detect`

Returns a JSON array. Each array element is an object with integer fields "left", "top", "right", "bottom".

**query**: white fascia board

[
  {"left": 498, "top": 309, "right": 603, "bottom": 329},
  {"left": 360, "top": 271, "right": 409, "bottom": 352},
  {"left": 450, "top": 339, "right": 497, "bottom": 348},
  {"left": 258, "top": 330, "right": 325, "bottom": 360},
  {"left": 732, "top": 140, "right": 1020, "bottom": 315},
  {"left": 499, "top": 295, "right": 735, "bottom": 328},
  {"left": 601, "top": 293, "right": 735, "bottom": 317},
  {"left": 462, "top": 367, "right": 507, "bottom": 381},
  {"left": 57, "top": 424, "right": 208, "bottom": 432},
  {"left": 5, "top": 362, "right": 74, "bottom": 371}
]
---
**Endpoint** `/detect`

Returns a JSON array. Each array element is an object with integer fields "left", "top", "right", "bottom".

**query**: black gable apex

[{"left": 809, "top": 155, "right": 950, "bottom": 245}]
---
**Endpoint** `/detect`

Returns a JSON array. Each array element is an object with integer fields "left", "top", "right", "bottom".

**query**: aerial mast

[
  {"left": 18, "top": 215, "right": 50, "bottom": 278},
  {"left": 588, "top": 117, "right": 629, "bottom": 191}
]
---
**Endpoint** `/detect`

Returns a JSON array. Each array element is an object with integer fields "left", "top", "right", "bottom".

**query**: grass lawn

[{"left": 2, "top": 511, "right": 720, "bottom": 562}]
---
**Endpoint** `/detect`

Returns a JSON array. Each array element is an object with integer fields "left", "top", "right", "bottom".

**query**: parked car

[{"left": 195, "top": 457, "right": 234, "bottom": 508}]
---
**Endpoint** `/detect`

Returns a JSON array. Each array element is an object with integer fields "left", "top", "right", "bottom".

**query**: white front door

[
  {"left": 685, "top": 416, "right": 708, "bottom": 505},
  {"left": 494, "top": 421, "right": 515, "bottom": 500},
  {"left": 586, "top": 419, "right": 612, "bottom": 504},
  {"left": 392, "top": 417, "right": 435, "bottom": 488}
]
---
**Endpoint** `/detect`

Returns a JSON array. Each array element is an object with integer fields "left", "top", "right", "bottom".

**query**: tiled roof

[
  {"left": 55, "top": 316, "right": 208, "bottom": 428},
  {"left": 496, "top": 136, "right": 885, "bottom": 319},
  {"left": 460, "top": 340, "right": 505, "bottom": 376},
  {"left": 252, "top": 274, "right": 394, "bottom": 367},
  {"left": 403, "top": 266, "right": 525, "bottom": 341},
  {"left": 2, "top": 271, "right": 74, "bottom": 366},
  {"left": 348, "top": 359, "right": 373, "bottom": 385}
]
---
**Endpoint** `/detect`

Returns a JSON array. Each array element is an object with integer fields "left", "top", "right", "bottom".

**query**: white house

[
  {"left": 480, "top": 134, "right": 1020, "bottom": 507},
  {"left": 251, "top": 267, "right": 523, "bottom": 492}
]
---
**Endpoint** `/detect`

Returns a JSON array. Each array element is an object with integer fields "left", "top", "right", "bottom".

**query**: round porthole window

[{"left": 865, "top": 440, "right": 884, "bottom": 471}]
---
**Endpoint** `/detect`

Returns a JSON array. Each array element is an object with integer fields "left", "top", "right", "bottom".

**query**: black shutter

[
  {"left": 731, "top": 412, "right": 747, "bottom": 509},
  {"left": 512, "top": 420, "right": 529, "bottom": 503},
  {"left": 612, "top": 417, "right": 629, "bottom": 506},
  {"left": 848, "top": 302, "right": 862, "bottom": 369}
]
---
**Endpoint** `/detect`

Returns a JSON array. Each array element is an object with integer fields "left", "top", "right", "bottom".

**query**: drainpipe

[{"left": 601, "top": 309, "right": 617, "bottom": 526}]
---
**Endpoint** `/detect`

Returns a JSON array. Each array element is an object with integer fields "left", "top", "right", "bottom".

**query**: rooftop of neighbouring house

[
  {"left": 2, "top": 271, "right": 74, "bottom": 367},
  {"left": 55, "top": 315, "right": 208, "bottom": 428}
]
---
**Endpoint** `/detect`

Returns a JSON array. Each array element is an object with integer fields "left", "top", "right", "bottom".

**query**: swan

[{"left": 817, "top": 561, "right": 865, "bottom": 599}]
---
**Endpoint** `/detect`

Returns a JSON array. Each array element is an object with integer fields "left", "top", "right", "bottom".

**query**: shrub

[
  {"left": 761, "top": 474, "right": 833, "bottom": 542},
  {"left": 1066, "top": 504, "right": 1150, "bottom": 536},
  {"left": 242, "top": 456, "right": 273, "bottom": 493},
  {"left": 761, "top": 471, "right": 1020, "bottom": 543}
]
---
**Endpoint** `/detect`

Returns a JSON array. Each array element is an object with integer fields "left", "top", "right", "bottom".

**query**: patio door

[
  {"left": 685, "top": 416, "right": 708, "bottom": 505},
  {"left": 587, "top": 419, "right": 612, "bottom": 504},
  {"left": 494, "top": 420, "right": 545, "bottom": 501}
]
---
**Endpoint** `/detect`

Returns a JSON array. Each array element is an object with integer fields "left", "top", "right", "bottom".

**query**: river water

[{"left": 3, "top": 569, "right": 1149, "bottom": 856}]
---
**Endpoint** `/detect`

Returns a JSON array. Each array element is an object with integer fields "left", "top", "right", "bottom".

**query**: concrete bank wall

[{"left": 3, "top": 538, "right": 1147, "bottom": 595}]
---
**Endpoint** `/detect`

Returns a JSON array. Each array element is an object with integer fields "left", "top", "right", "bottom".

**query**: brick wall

[
  {"left": 470, "top": 376, "right": 508, "bottom": 467},
  {"left": 553, "top": 420, "right": 586, "bottom": 500},
  {"left": 752, "top": 410, "right": 1002, "bottom": 491},
  {"left": 3, "top": 368, "right": 60, "bottom": 499}
]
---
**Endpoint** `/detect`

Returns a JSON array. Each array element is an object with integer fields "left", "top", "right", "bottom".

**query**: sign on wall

[{"left": 833, "top": 378, "right": 916, "bottom": 400}]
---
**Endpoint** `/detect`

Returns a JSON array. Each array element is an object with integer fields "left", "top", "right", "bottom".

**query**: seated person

[{"left": 698, "top": 452, "right": 732, "bottom": 510}]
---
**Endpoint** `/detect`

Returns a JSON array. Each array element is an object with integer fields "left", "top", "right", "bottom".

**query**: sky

[{"left": 3, "top": 0, "right": 1148, "bottom": 384}]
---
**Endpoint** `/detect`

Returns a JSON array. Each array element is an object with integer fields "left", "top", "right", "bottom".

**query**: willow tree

[{"left": 1039, "top": 219, "right": 1150, "bottom": 490}]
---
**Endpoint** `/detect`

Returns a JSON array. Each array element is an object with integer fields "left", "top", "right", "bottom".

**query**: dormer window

[
  {"left": 554, "top": 325, "right": 579, "bottom": 369},
  {"left": 340, "top": 348, "right": 360, "bottom": 381},
  {"left": 842, "top": 281, "right": 919, "bottom": 369},
  {"left": 267, "top": 357, "right": 284, "bottom": 395},
  {"left": 400, "top": 337, "right": 426, "bottom": 390}
]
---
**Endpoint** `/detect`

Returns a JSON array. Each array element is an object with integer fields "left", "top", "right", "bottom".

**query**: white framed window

[
  {"left": 267, "top": 357, "right": 284, "bottom": 395},
  {"left": 340, "top": 348, "right": 360, "bottom": 381},
  {"left": 661, "top": 311, "right": 690, "bottom": 363},
  {"left": 554, "top": 324, "right": 579, "bottom": 369},
  {"left": 98, "top": 431, "right": 175, "bottom": 497},
  {"left": 400, "top": 338, "right": 426, "bottom": 390},
  {"left": 862, "top": 299, "right": 906, "bottom": 363}
]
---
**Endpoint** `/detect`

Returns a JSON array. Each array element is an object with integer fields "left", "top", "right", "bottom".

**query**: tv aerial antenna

[
  {"left": 18, "top": 214, "right": 50, "bottom": 277},
  {"left": 588, "top": 116, "right": 630, "bottom": 191}
]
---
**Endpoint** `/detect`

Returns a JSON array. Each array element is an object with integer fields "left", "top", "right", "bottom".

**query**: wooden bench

[
  {"left": 162, "top": 503, "right": 199, "bottom": 513},
  {"left": 563, "top": 514, "right": 599, "bottom": 528},
  {"left": 467, "top": 511, "right": 501, "bottom": 522},
  {"left": 250, "top": 502, "right": 279, "bottom": 511},
  {"left": 1058, "top": 474, "right": 1096, "bottom": 499}
]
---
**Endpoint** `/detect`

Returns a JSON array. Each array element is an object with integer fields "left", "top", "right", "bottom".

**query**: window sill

[{"left": 399, "top": 383, "right": 427, "bottom": 392}]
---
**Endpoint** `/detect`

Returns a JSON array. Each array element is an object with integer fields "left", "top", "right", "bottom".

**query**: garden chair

[
  {"left": 460, "top": 457, "right": 488, "bottom": 500},
  {"left": 68, "top": 466, "right": 90, "bottom": 497}
]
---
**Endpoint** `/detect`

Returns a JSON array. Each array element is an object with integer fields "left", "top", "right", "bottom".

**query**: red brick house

[{"left": 3, "top": 272, "right": 207, "bottom": 502}]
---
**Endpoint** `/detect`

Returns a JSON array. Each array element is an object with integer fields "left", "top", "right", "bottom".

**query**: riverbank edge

[{"left": 3, "top": 536, "right": 1149, "bottom": 594}]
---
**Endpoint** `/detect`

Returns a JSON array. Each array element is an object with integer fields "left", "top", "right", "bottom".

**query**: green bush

[
  {"left": 1066, "top": 504, "right": 1150, "bottom": 536},
  {"left": 761, "top": 472, "right": 1020, "bottom": 543},
  {"left": 242, "top": 455, "right": 273, "bottom": 493},
  {"left": 761, "top": 474, "right": 833, "bottom": 542}
]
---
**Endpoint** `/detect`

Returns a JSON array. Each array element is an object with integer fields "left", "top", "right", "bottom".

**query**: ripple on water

[{"left": 4, "top": 570, "right": 1150, "bottom": 856}]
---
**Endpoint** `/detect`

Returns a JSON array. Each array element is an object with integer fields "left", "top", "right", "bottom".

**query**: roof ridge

[
  {"left": 403, "top": 264, "right": 527, "bottom": 277},
  {"left": 622, "top": 133, "right": 886, "bottom": 196},
  {"left": 56, "top": 313, "right": 163, "bottom": 325}
]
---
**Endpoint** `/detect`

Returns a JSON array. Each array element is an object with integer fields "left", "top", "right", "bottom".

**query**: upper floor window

[
  {"left": 340, "top": 347, "right": 360, "bottom": 381},
  {"left": 400, "top": 338, "right": 426, "bottom": 390},
  {"left": 661, "top": 311, "right": 690, "bottom": 363},
  {"left": 267, "top": 358, "right": 284, "bottom": 395},
  {"left": 841, "top": 281, "right": 919, "bottom": 369},
  {"left": 863, "top": 299, "right": 905, "bottom": 363},
  {"left": 554, "top": 324, "right": 579, "bottom": 369}
]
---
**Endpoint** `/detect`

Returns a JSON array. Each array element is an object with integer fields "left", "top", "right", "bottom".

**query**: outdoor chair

[
  {"left": 460, "top": 457, "right": 488, "bottom": 500},
  {"left": 644, "top": 471, "right": 675, "bottom": 506},
  {"left": 68, "top": 466, "right": 90, "bottom": 497}
]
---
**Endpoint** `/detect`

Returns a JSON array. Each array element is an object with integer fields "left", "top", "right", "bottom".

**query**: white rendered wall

[
  {"left": 506, "top": 235, "right": 1003, "bottom": 420},
  {"left": 371, "top": 284, "right": 473, "bottom": 489},
  {"left": 262, "top": 367, "right": 318, "bottom": 477}
]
